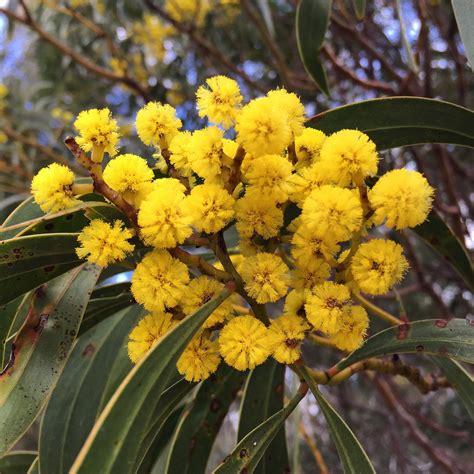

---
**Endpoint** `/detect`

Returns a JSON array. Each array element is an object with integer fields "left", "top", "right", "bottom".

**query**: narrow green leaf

[
  {"left": 0, "top": 451, "right": 37, "bottom": 474},
  {"left": 296, "top": 0, "right": 331, "bottom": 96},
  {"left": 27, "top": 457, "right": 39, "bottom": 474},
  {"left": 238, "top": 360, "right": 290, "bottom": 473},
  {"left": 135, "top": 378, "right": 196, "bottom": 472},
  {"left": 452, "top": 0, "right": 474, "bottom": 70},
  {"left": 395, "top": 0, "right": 418, "bottom": 73},
  {"left": 213, "top": 386, "right": 306, "bottom": 473},
  {"left": 0, "top": 265, "right": 100, "bottom": 452},
  {"left": 431, "top": 357, "right": 474, "bottom": 419},
  {"left": 70, "top": 288, "right": 233, "bottom": 474},
  {"left": 308, "top": 97, "right": 474, "bottom": 149},
  {"left": 336, "top": 318, "right": 474, "bottom": 371},
  {"left": 39, "top": 305, "right": 144, "bottom": 474},
  {"left": 0, "top": 233, "right": 82, "bottom": 305},
  {"left": 166, "top": 364, "right": 246, "bottom": 474},
  {"left": 412, "top": 211, "right": 474, "bottom": 291},
  {"left": 301, "top": 366, "right": 375, "bottom": 474},
  {"left": 352, "top": 0, "right": 366, "bottom": 19},
  {"left": 0, "top": 197, "right": 43, "bottom": 240}
]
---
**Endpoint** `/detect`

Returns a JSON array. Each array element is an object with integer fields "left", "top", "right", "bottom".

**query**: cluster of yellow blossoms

[{"left": 30, "top": 75, "right": 434, "bottom": 383}]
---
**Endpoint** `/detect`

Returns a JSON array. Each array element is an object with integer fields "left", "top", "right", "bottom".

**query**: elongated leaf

[
  {"left": 412, "top": 211, "right": 474, "bottom": 291},
  {"left": 0, "top": 197, "right": 43, "bottom": 240},
  {"left": 140, "top": 407, "right": 185, "bottom": 474},
  {"left": 0, "top": 451, "right": 37, "bottom": 474},
  {"left": 336, "top": 318, "right": 474, "bottom": 371},
  {"left": 296, "top": 0, "right": 331, "bottom": 96},
  {"left": 213, "top": 386, "right": 306, "bottom": 473},
  {"left": 39, "top": 305, "right": 144, "bottom": 474},
  {"left": 301, "top": 367, "right": 375, "bottom": 474},
  {"left": 452, "top": 0, "right": 474, "bottom": 69},
  {"left": 395, "top": 0, "right": 418, "bottom": 73},
  {"left": 166, "top": 365, "right": 245, "bottom": 474},
  {"left": 70, "top": 288, "right": 233, "bottom": 473},
  {"left": 238, "top": 360, "right": 290, "bottom": 473},
  {"left": 352, "top": 0, "right": 366, "bottom": 19},
  {"left": 135, "top": 378, "right": 195, "bottom": 472},
  {"left": 308, "top": 97, "right": 474, "bottom": 149},
  {"left": 0, "top": 233, "right": 82, "bottom": 305},
  {"left": 27, "top": 457, "right": 39, "bottom": 474},
  {"left": 431, "top": 357, "right": 474, "bottom": 419},
  {"left": 0, "top": 296, "right": 25, "bottom": 367},
  {"left": 0, "top": 265, "right": 100, "bottom": 452}
]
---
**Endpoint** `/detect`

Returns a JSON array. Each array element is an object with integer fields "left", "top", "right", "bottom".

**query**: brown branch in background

[
  {"left": 374, "top": 378, "right": 460, "bottom": 474},
  {"left": 2, "top": 126, "right": 83, "bottom": 173},
  {"left": 0, "top": 3, "right": 151, "bottom": 101},
  {"left": 299, "top": 423, "right": 329, "bottom": 474},
  {"left": 240, "top": 0, "right": 291, "bottom": 88},
  {"left": 401, "top": 234, "right": 451, "bottom": 318},
  {"left": 322, "top": 45, "right": 396, "bottom": 93},
  {"left": 144, "top": 0, "right": 266, "bottom": 93}
]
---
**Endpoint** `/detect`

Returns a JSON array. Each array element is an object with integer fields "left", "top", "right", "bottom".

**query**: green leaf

[
  {"left": 352, "top": 0, "right": 366, "bottom": 19},
  {"left": 452, "top": 0, "right": 474, "bottom": 70},
  {"left": 336, "top": 318, "right": 474, "bottom": 371},
  {"left": 301, "top": 366, "right": 375, "bottom": 474},
  {"left": 39, "top": 305, "right": 144, "bottom": 474},
  {"left": 0, "top": 451, "right": 37, "bottom": 474},
  {"left": 431, "top": 357, "right": 474, "bottom": 419},
  {"left": 0, "top": 265, "right": 100, "bottom": 452},
  {"left": 213, "top": 385, "right": 306, "bottom": 473},
  {"left": 412, "top": 211, "right": 474, "bottom": 291},
  {"left": 308, "top": 97, "right": 474, "bottom": 149},
  {"left": 395, "top": 0, "right": 418, "bottom": 73},
  {"left": 238, "top": 360, "right": 290, "bottom": 474},
  {"left": 0, "top": 197, "right": 43, "bottom": 240},
  {"left": 166, "top": 364, "right": 246, "bottom": 474},
  {"left": 0, "top": 233, "right": 82, "bottom": 305},
  {"left": 27, "top": 457, "right": 39, "bottom": 474},
  {"left": 70, "top": 288, "right": 233, "bottom": 474},
  {"left": 135, "top": 378, "right": 195, "bottom": 472},
  {"left": 296, "top": 0, "right": 331, "bottom": 96}
]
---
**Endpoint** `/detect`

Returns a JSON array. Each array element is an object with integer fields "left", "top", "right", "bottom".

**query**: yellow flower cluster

[{"left": 29, "top": 75, "right": 435, "bottom": 384}]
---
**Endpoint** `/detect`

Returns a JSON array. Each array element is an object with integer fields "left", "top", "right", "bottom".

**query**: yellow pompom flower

[
  {"left": 219, "top": 315, "right": 272, "bottom": 370},
  {"left": 177, "top": 333, "right": 221, "bottom": 382},
  {"left": 319, "top": 129, "right": 378, "bottom": 186},
  {"left": 0, "top": 131, "right": 7, "bottom": 145},
  {"left": 268, "top": 314, "right": 309, "bottom": 364},
  {"left": 131, "top": 250, "right": 189, "bottom": 312},
  {"left": 181, "top": 276, "right": 234, "bottom": 328},
  {"left": 127, "top": 312, "right": 177, "bottom": 363},
  {"left": 235, "top": 97, "right": 292, "bottom": 157},
  {"left": 291, "top": 258, "right": 331, "bottom": 290},
  {"left": 350, "top": 239, "right": 408, "bottom": 295},
  {"left": 76, "top": 219, "right": 134, "bottom": 267},
  {"left": 369, "top": 169, "right": 434, "bottom": 229},
  {"left": 301, "top": 185, "right": 363, "bottom": 242},
  {"left": 267, "top": 88, "right": 305, "bottom": 136},
  {"left": 74, "top": 108, "right": 120, "bottom": 161},
  {"left": 0, "top": 83, "right": 8, "bottom": 99},
  {"left": 291, "top": 223, "right": 340, "bottom": 263},
  {"left": 169, "top": 131, "right": 194, "bottom": 177},
  {"left": 244, "top": 155, "right": 293, "bottom": 204},
  {"left": 165, "top": 0, "right": 211, "bottom": 27},
  {"left": 136, "top": 102, "right": 182, "bottom": 148},
  {"left": 294, "top": 128, "right": 327, "bottom": 167},
  {"left": 288, "top": 162, "right": 333, "bottom": 206},
  {"left": 283, "top": 289, "right": 311, "bottom": 318},
  {"left": 305, "top": 282, "right": 352, "bottom": 335},
  {"left": 189, "top": 126, "right": 225, "bottom": 181},
  {"left": 138, "top": 188, "right": 192, "bottom": 248},
  {"left": 235, "top": 194, "right": 283, "bottom": 239},
  {"left": 187, "top": 183, "right": 235, "bottom": 234},
  {"left": 153, "top": 177, "right": 187, "bottom": 194},
  {"left": 31, "top": 163, "right": 80, "bottom": 212},
  {"left": 196, "top": 75, "right": 242, "bottom": 128},
  {"left": 240, "top": 253, "right": 289, "bottom": 303},
  {"left": 103, "top": 154, "right": 154, "bottom": 207},
  {"left": 329, "top": 306, "right": 369, "bottom": 352}
]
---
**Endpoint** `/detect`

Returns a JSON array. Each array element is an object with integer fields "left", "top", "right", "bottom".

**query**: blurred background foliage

[{"left": 0, "top": 0, "right": 473, "bottom": 472}]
